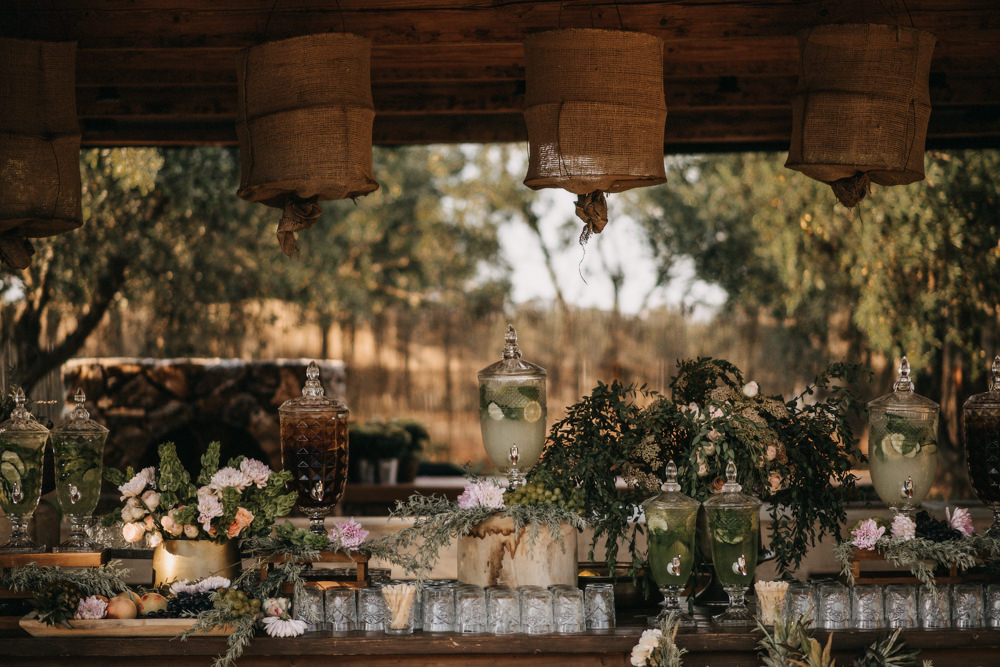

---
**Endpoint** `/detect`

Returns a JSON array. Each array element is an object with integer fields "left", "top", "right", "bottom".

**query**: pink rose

[
  {"left": 143, "top": 514, "right": 156, "bottom": 531},
  {"left": 122, "top": 521, "right": 146, "bottom": 543},
  {"left": 141, "top": 489, "right": 161, "bottom": 512},
  {"left": 768, "top": 471, "right": 783, "bottom": 493},
  {"left": 161, "top": 514, "right": 183, "bottom": 537},
  {"left": 183, "top": 524, "right": 200, "bottom": 538},
  {"left": 765, "top": 445, "right": 777, "bottom": 462},
  {"left": 226, "top": 507, "right": 255, "bottom": 538},
  {"left": 147, "top": 531, "right": 163, "bottom": 548}
]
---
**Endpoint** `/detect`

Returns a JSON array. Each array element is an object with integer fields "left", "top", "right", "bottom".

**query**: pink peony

[
  {"left": 329, "top": 518, "right": 369, "bottom": 550},
  {"left": 946, "top": 507, "right": 975, "bottom": 536},
  {"left": 890, "top": 514, "right": 916, "bottom": 541},
  {"left": 457, "top": 480, "right": 506, "bottom": 510},
  {"left": 240, "top": 458, "right": 272, "bottom": 488},
  {"left": 75, "top": 595, "right": 108, "bottom": 620},
  {"left": 851, "top": 518, "right": 886, "bottom": 550}
]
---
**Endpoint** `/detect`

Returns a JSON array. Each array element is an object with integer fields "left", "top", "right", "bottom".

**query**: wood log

[{"left": 457, "top": 515, "right": 577, "bottom": 589}]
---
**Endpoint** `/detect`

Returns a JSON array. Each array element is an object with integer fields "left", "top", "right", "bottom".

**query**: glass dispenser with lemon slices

[
  {"left": 642, "top": 460, "right": 699, "bottom": 626},
  {"left": 477, "top": 325, "right": 546, "bottom": 489},
  {"left": 868, "top": 357, "right": 939, "bottom": 517},
  {"left": 0, "top": 388, "right": 50, "bottom": 552},
  {"left": 51, "top": 389, "right": 109, "bottom": 552}
]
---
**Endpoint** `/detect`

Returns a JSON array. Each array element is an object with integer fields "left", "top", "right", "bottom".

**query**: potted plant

[{"left": 350, "top": 419, "right": 421, "bottom": 484}]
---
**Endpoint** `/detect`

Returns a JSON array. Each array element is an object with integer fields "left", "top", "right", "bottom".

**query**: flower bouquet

[{"left": 104, "top": 441, "right": 296, "bottom": 546}]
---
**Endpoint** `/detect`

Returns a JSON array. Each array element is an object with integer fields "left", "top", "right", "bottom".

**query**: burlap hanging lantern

[
  {"left": 236, "top": 33, "right": 378, "bottom": 257},
  {"left": 0, "top": 38, "right": 82, "bottom": 270},
  {"left": 523, "top": 29, "right": 667, "bottom": 237},
  {"left": 785, "top": 24, "right": 935, "bottom": 207}
]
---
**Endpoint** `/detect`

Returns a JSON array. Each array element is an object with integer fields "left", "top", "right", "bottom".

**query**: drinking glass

[
  {"left": 785, "top": 581, "right": 816, "bottom": 624},
  {"left": 552, "top": 586, "right": 585, "bottom": 634},
  {"left": 918, "top": 585, "right": 950, "bottom": 628},
  {"left": 486, "top": 586, "right": 520, "bottom": 634},
  {"left": 755, "top": 581, "right": 789, "bottom": 627},
  {"left": 987, "top": 584, "right": 1000, "bottom": 628},
  {"left": 358, "top": 585, "right": 386, "bottom": 632},
  {"left": 294, "top": 586, "right": 325, "bottom": 631},
  {"left": 584, "top": 582, "right": 616, "bottom": 631},
  {"left": 952, "top": 583, "right": 984, "bottom": 628},
  {"left": 324, "top": 587, "right": 357, "bottom": 632},
  {"left": 884, "top": 584, "right": 918, "bottom": 629},
  {"left": 851, "top": 584, "right": 884, "bottom": 629},
  {"left": 816, "top": 581, "right": 849, "bottom": 630},
  {"left": 382, "top": 582, "right": 418, "bottom": 634},
  {"left": 423, "top": 583, "right": 456, "bottom": 633},
  {"left": 456, "top": 585, "right": 487, "bottom": 634},
  {"left": 519, "top": 585, "right": 552, "bottom": 634}
]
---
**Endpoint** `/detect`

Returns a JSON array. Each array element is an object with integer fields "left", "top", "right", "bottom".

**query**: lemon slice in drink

[{"left": 523, "top": 401, "right": 542, "bottom": 423}]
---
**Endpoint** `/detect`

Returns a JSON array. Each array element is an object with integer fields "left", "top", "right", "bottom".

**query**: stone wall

[{"left": 62, "top": 357, "right": 347, "bottom": 474}]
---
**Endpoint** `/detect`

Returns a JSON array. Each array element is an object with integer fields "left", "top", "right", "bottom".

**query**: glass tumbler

[
  {"left": 324, "top": 587, "right": 357, "bottom": 632},
  {"left": 816, "top": 581, "right": 849, "bottom": 630},
  {"left": 785, "top": 581, "right": 817, "bottom": 624},
  {"left": 456, "top": 585, "right": 487, "bottom": 633},
  {"left": 987, "top": 584, "right": 1000, "bottom": 628},
  {"left": 584, "top": 582, "right": 616, "bottom": 631},
  {"left": 487, "top": 586, "right": 520, "bottom": 634},
  {"left": 519, "top": 585, "right": 552, "bottom": 634},
  {"left": 423, "top": 583, "right": 456, "bottom": 633},
  {"left": 884, "top": 584, "right": 918, "bottom": 629},
  {"left": 552, "top": 586, "right": 585, "bottom": 634},
  {"left": 851, "top": 584, "right": 884, "bottom": 629},
  {"left": 952, "top": 583, "right": 984, "bottom": 628},
  {"left": 358, "top": 585, "right": 386, "bottom": 632},
  {"left": 382, "top": 582, "right": 418, "bottom": 634},
  {"left": 919, "top": 585, "right": 950, "bottom": 628},
  {"left": 294, "top": 586, "right": 325, "bottom": 631}
]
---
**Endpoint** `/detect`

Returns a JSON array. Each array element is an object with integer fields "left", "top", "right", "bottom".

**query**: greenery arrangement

[
  {"left": 530, "top": 357, "right": 865, "bottom": 575},
  {"left": 102, "top": 441, "right": 296, "bottom": 545},
  {"left": 0, "top": 562, "right": 129, "bottom": 627},
  {"left": 350, "top": 418, "right": 427, "bottom": 461}
]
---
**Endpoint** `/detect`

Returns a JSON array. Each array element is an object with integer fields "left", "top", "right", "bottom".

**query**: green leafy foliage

[{"left": 0, "top": 562, "right": 129, "bottom": 627}]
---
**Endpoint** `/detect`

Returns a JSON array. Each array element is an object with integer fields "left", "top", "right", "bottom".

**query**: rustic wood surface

[
  {"left": 2, "top": 627, "right": 1000, "bottom": 667},
  {"left": 0, "top": 1, "right": 996, "bottom": 149}
]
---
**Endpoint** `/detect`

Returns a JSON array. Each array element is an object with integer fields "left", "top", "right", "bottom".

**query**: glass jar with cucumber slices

[
  {"left": 51, "top": 388, "right": 108, "bottom": 552},
  {"left": 0, "top": 388, "right": 49, "bottom": 553},
  {"left": 477, "top": 325, "right": 546, "bottom": 489},
  {"left": 868, "top": 357, "right": 939, "bottom": 518},
  {"left": 703, "top": 459, "right": 761, "bottom": 626},
  {"left": 642, "top": 460, "right": 699, "bottom": 626}
]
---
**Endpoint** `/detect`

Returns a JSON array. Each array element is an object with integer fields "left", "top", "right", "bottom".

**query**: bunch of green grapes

[
  {"left": 504, "top": 480, "right": 585, "bottom": 513},
  {"left": 214, "top": 587, "right": 261, "bottom": 618}
]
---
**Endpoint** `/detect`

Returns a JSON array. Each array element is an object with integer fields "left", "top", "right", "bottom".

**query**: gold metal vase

[{"left": 152, "top": 539, "right": 241, "bottom": 587}]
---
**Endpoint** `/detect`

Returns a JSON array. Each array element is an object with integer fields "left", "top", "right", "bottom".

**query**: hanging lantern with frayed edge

[
  {"left": 785, "top": 24, "right": 935, "bottom": 208},
  {"left": 0, "top": 38, "right": 82, "bottom": 270},
  {"left": 522, "top": 28, "right": 667, "bottom": 241},
  {"left": 236, "top": 33, "right": 379, "bottom": 257}
]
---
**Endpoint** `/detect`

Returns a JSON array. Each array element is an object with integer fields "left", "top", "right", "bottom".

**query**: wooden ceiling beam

[{"left": 4, "top": 1, "right": 996, "bottom": 48}]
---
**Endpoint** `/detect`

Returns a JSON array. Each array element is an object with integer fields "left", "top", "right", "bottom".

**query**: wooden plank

[
  {"left": 3, "top": 1, "right": 998, "bottom": 48},
  {"left": 0, "top": 552, "right": 106, "bottom": 569}
]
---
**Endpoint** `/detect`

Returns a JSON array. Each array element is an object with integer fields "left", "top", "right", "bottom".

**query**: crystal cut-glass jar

[
  {"left": 703, "top": 460, "right": 761, "bottom": 626},
  {"left": 477, "top": 325, "right": 546, "bottom": 488},
  {"left": 868, "top": 357, "right": 939, "bottom": 517},
  {"left": 278, "top": 361, "right": 350, "bottom": 534},
  {"left": 963, "top": 355, "right": 1000, "bottom": 536},
  {"left": 51, "top": 388, "right": 108, "bottom": 552},
  {"left": 0, "top": 388, "right": 50, "bottom": 552},
  {"left": 642, "top": 460, "right": 699, "bottom": 626}
]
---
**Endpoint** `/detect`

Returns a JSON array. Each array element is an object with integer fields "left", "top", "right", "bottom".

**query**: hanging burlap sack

[
  {"left": 236, "top": 33, "right": 379, "bottom": 257},
  {"left": 0, "top": 38, "right": 82, "bottom": 270},
  {"left": 523, "top": 29, "right": 667, "bottom": 238},
  {"left": 785, "top": 24, "right": 935, "bottom": 207}
]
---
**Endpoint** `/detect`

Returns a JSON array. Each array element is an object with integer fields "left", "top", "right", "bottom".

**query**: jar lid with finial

[
  {"left": 278, "top": 361, "right": 349, "bottom": 419},
  {"left": 0, "top": 388, "right": 49, "bottom": 442},
  {"left": 643, "top": 460, "right": 700, "bottom": 515},
  {"left": 702, "top": 460, "right": 762, "bottom": 512},
  {"left": 51, "top": 389, "right": 109, "bottom": 438}
]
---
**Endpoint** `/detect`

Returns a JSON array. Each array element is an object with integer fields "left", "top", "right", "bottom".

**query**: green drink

[
  {"left": 706, "top": 507, "right": 759, "bottom": 587},
  {"left": 642, "top": 460, "right": 700, "bottom": 626},
  {"left": 0, "top": 389, "right": 49, "bottom": 553},
  {"left": 703, "top": 460, "right": 762, "bottom": 626},
  {"left": 51, "top": 389, "right": 108, "bottom": 552}
]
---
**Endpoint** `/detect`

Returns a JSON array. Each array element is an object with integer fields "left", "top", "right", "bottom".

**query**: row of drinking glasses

[
  {"left": 782, "top": 580, "right": 1000, "bottom": 629},
  {"left": 294, "top": 581, "right": 616, "bottom": 634}
]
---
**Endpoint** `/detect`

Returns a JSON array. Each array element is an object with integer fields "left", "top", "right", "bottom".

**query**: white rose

[
  {"left": 147, "top": 531, "right": 163, "bottom": 548},
  {"left": 161, "top": 514, "right": 183, "bottom": 537},
  {"left": 122, "top": 521, "right": 147, "bottom": 543},
  {"left": 121, "top": 497, "right": 146, "bottom": 523},
  {"left": 141, "top": 489, "right": 161, "bottom": 511},
  {"left": 742, "top": 381, "right": 759, "bottom": 398},
  {"left": 183, "top": 524, "right": 200, "bottom": 538}
]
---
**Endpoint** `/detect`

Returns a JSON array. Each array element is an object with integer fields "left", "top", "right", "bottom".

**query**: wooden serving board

[{"left": 18, "top": 612, "right": 231, "bottom": 637}]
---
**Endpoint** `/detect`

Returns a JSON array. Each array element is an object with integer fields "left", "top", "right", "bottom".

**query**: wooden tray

[{"left": 18, "top": 612, "right": 231, "bottom": 637}]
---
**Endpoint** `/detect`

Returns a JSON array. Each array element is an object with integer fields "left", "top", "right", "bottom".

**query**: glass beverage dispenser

[
  {"left": 963, "top": 355, "right": 1000, "bottom": 536},
  {"left": 0, "top": 388, "right": 50, "bottom": 552}
]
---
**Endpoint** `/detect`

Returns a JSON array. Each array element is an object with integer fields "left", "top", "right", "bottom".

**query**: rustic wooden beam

[{"left": 3, "top": 1, "right": 997, "bottom": 49}]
